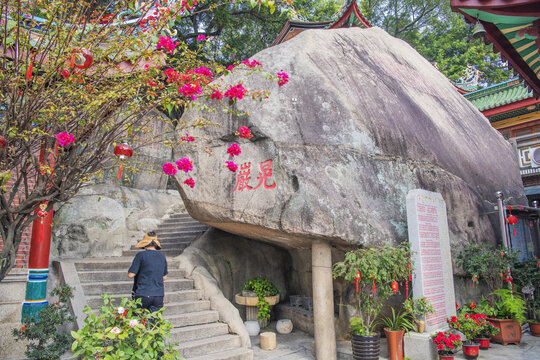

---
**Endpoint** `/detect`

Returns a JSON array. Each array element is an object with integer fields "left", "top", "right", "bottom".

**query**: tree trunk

[{"left": 0, "top": 224, "right": 23, "bottom": 282}]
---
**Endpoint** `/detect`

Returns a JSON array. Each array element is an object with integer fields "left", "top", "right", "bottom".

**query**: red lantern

[
  {"left": 0, "top": 135, "right": 6, "bottom": 149},
  {"left": 114, "top": 143, "right": 133, "bottom": 179},
  {"left": 70, "top": 48, "right": 93, "bottom": 70},
  {"left": 37, "top": 204, "right": 48, "bottom": 224},
  {"left": 507, "top": 215, "right": 518, "bottom": 236},
  {"left": 391, "top": 281, "right": 398, "bottom": 295}
]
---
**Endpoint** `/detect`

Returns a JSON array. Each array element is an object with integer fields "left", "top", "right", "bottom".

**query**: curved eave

[{"left": 329, "top": 1, "right": 371, "bottom": 29}]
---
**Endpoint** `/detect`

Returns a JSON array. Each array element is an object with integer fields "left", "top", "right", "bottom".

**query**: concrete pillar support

[{"left": 312, "top": 240, "right": 337, "bottom": 360}]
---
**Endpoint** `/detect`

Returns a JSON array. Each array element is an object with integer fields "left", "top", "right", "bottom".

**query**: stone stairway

[{"left": 72, "top": 214, "right": 253, "bottom": 360}]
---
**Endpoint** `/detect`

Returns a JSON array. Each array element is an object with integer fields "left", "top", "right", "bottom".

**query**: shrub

[
  {"left": 12, "top": 285, "right": 75, "bottom": 360},
  {"left": 71, "top": 294, "right": 179, "bottom": 359},
  {"left": 242, "top": 277, "right": 279, "bottom": 324}
]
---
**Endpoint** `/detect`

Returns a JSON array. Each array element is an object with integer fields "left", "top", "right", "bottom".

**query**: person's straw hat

[{"left": 135, "top": 232, "right": 161, "bottom": 250}]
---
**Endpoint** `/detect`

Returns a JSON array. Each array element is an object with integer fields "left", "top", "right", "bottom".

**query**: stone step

[
  {"left": 156, "top": 228, "right": 207, "bottom": 236},
  {"left": 86, "top": 289, "right": 202, "bottom": 309},
  {"left": 166, "top": 310, "right": 219, "bottom": 328},
  {"left": 77, "top": 269, "right": 185, "bottom": 283},
  {"left": 158, "top": 223, "right": 208, "bottom": 230},
  {"left": 74, "top": 259, "right": 180, "bottom": 271},
  {"left": 170, "top": 322, "right": 229, "bottom": 343},
  {"left": 177, "top": 334, "right": 243, "bottom": 358},
  {"left": 156, "top": 234, "right": 202, "bottom": 241},
  {"left": 187, "top": 347, "right": 253, "bottom": 360},
  {"left": 163, "top": 299, "right": 211, "bottom": 315},
  {"left": 152, "top": 240, "right": 192, "bottom": 246},
  {"left": 82, "top": 279, "right": 193, "bottom": 295},
  {"left": 128, "top": 244, "right": 189, "bottom": 252},
  {"left": 122, "top": 249, "right": 185, "bottom": 257}
]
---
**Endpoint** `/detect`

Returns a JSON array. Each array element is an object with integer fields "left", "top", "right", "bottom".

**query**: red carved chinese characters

[
  {"left": 233, "top": 162, "right": 253, "bottom": 192},
  {"left": 233, "top": 160, "right": 277, "bottom": 192}
]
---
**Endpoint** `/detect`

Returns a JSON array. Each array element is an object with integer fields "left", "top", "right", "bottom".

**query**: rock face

[
  {"left": 176, "top": 27, "right": 526, "bottom": 250},
  {"left": 52, "top": 185, "right": 184, "bottom": 258}
]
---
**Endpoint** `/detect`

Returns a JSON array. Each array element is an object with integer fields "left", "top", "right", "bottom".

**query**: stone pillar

[{"left": 312, "top": 240, "right": 337, "bottom": 360}]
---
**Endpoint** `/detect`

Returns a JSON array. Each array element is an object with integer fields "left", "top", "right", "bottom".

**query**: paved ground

[{"left": 250, "top": 323, "right": 540, "bottom": 360}]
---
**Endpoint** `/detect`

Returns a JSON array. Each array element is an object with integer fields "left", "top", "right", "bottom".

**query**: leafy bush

[
  {"left": 12, "top": 285, "right": 75, "bottom": 360},
  {"left": 456, "top": 242, "right": 517, "bottom": 291},
  {"left": 333, "top": 244, "right": 411, "bottom": 335},
  {"left": 484, "top": 289, "right": 526, "bottom": 324},
  {"left": 513, "top": 257, "right": 540, "bottom": 316},
  {"left": 403, "top": 297, "right": 435, "bottom": 318},
  {"left": 350, "top": 316, "right": 372, "bottom": 336},
  {"left": 243, "top": 277, "right": 279, "bottom": 324},
  {"left": 71, "top": 295, "right": 179, "bottom": 359}
]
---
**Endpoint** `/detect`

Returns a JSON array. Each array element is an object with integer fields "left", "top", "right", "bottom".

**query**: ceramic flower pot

[
  {"left": 462, "top": 341, "right": 480, "bottom": 360},
  {"left": 488, "top": 318, "right": 522, "bottom": 345},
  {"left": 475, "top": 337, "right": 490, "bottom": 350},
  {"left": 529, "top": 321, "right": 540, "bottom": 337},
  {"left": 351, "top": 332, "right": 380, "bottom": 360},
  {"left": 437, "top": 352, "right": 455, "bottom": 360},
  {"left": 384, "top": 328, "right": 405, "bottom": 360}
]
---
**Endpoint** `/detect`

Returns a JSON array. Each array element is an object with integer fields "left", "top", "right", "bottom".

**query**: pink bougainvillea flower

[
  {"left": 227, "top": 143, "right": 241, "bottom": 157},
  {"left": 225, "top": 161, "right": 238, "bottom": 172},
  {"left": 184, "top": 177, "right": 195, "bottom": 188},
  {"left": 226, "top": 65, "right": 234, "bottom": 71},
  {"left": 147, "top": 79, "right": 158, "bottom": 87},
  {"left": 179, "top": 82, "right": 202, "bottom": 100},
  {"left": 176, "top": 157, "right": 193, "bottom": 173},
  {"left": 236, "top": 126, "right": 253, "bottom": 139},
  {"left": 129, "top": 319, "right": 139, "bottom": 328},
  {"left": 162, "top": 163, "right": 177, "bottom": 176},
  {"left": 197, "top": 34, "right": 206, "bottom": 41},
  {"left": 164, "top": 68, "right": 179, "bottom": 83},
  {"left": 156, "top": 36, "right": 176, "bottom": 54},
  {"left": 224, "top": 83, "right": 247, "bottom": 101},
  {"left": 277, "top": 70, "right": 289, "bottom": 87},
  {"left": 192, "top": 67, "right": 213, "bottom": 78},
  {"left": 211, "top": 89, "right": 224, "bottom": 100},
  {"left": 241, "top": 59, "right": 262, "bottom": 68},
  {"left": 56, "top": 132, "right": 75, "bottom": 147},
  {"left": 59, "top": 68, "right": 70, "bottom": 79},
  {"left": 181, "top": 133, "right": 195, "bottom": 142}
]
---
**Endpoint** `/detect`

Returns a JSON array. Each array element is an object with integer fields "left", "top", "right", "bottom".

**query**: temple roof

[
  {"left": 451, "top": 1, "right": 540, "bottom": 97},
  {"left": 272, "top": 0, "right": 371, "bottom": 46}
]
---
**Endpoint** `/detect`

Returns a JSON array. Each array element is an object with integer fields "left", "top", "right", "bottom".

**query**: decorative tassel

[
  {"left": 355, "top": 271, "right": 361, "bottom": 293},
  {"left": 372, "top": 277, "right": 376, "bottom": 294},
  {"left": 405, "top": 281, "right": 409, "bottom": 299},
  {"left": 26, "top": 60, "right": 33, "bottom": 79},
  {"left": 408, "top": 262, "right": 411, "bottom": 281},
  {"left": 472, "top": 277, "right": 477, "bottom": 288},
  {"left": 117, "top": 162, "right": 123, "bottom": 179}
]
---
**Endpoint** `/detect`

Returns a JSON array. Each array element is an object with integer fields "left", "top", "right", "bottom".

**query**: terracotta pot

[
  {"left": 437, "top": 352, "right": 455, "bottom": 360},
  {"left": 488, "top": 318, "right": 522, "bottom": 345},
  {"left": 475, "top": 337, "right": 490, "bottom": 350},
  {"left": 530, "top": 321, "right": 540, "bottom": 337},
  {"left": 351, "top": 332, "right": 380, "bottom": 360},
  {"left": 462, "top": 341, "right": 480, "bottom": 360},
  {"left": 384, "top": 329, "right": 405, "bottom": 360}
]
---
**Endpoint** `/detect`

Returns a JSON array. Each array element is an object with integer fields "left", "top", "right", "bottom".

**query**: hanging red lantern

[
  {"left": 507, "top": 215, "right": 518, "bottom": 236},
  {"left": 70, "top": 48, "right": 93, "bottom": 70},
  {"left": 37, "top": 204, "right": 48, "bottom": 224},
  {"left": 0, "top": 135, "right": 6, "bottom": 149},
  {"left": 354, "top": 271, "right": 361, "bottom": 293},
  {"left": 114, "top": 143, "right": 133, "bottom": 179},
  {"left": 472, "top": 277, "right": 478, "bottom": 289},
  {"left": 391, "top": 281, "right": 398, "bottom": 295}
]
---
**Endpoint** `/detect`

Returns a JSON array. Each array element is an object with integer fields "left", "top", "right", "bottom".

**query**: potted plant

[
  {"left": 482, "top": 288, "right": 526, "bottom": 345},
  {"left": 403, "top": 297, "right": 435, "bottom": 333},
  {"left": 431, "top": 331, "right": 462, "bottom": 360},
  {"left": 456, "top": 301, "right": 499, "bottom": 349},
  {"left": 529, "top": 308, "right": 540, "bottom": 337},
  {"left": 513, "top": 258, "right": 540, "bottom": 337},
  {"left": 333, "top": 244, "right": 411, "bottom": 360},
  {"left": 379, "top": 307, "right": 415, "bottom": 360},
  {"left": 240, "top": 277, "right": 280, "bottom": 327},
  {"left": 456, "top": 243, "right": 516, "bottom": 291},
  {"left": 447, "top": 313, "right": 483, "bottom": 360},
  {"left": 475, "top": 319, "right": 500, "bottom": 349}
]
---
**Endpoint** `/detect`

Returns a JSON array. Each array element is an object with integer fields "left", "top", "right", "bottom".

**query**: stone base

[{"left": 404, "top": 332, "right": 438, "bottom": 360}]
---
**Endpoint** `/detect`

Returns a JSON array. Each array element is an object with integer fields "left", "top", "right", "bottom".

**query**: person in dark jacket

[{"left": 128, "top": 231, "right": 168, "bottom": 313}]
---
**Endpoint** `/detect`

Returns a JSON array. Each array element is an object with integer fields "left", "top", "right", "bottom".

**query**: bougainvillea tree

[{"left": 0, "top": 0, "right": 291, "bottom": 281}]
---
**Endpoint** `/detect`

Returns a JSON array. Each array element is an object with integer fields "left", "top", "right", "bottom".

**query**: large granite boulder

[{"left": 175, "top": 27, "right": 526, "bottom": 250}]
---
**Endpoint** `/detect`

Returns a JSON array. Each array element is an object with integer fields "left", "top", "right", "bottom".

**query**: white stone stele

[{"left": 405, "top": 189, "right": 457, "bottom": 360}]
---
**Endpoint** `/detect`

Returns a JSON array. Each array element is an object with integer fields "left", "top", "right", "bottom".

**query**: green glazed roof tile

[{"left": 464, "top": 79, "right": 534, "bottom": 111}]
